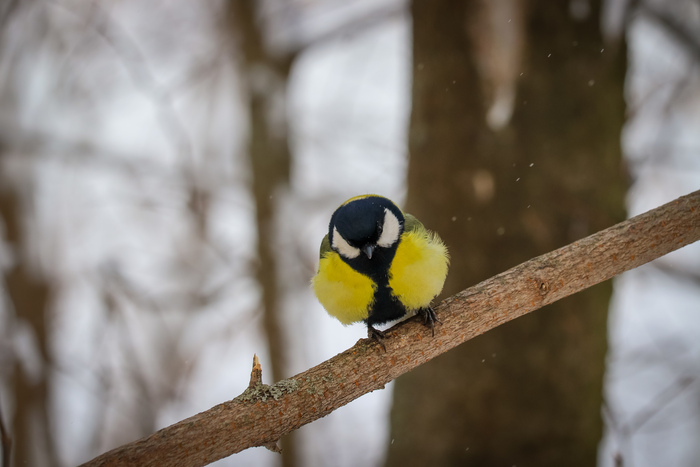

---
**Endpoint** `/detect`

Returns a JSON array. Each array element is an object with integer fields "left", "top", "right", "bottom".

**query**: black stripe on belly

[{"left": 365, "top": 281, "right": 408, "bottom": 326}]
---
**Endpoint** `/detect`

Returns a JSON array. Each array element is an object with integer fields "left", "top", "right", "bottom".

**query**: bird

[{"left": 312, "top": 194, "right": 449, "bottom": 348}]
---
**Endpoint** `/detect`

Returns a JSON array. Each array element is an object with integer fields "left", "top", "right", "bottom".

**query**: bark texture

[{"left": 387, "top": 1, "right": 627, "bottom": 465}]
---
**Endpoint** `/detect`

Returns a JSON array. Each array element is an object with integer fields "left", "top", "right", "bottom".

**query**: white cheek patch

[
  {"left": 377, "top": 209, "right": 401, "bottom": 248},
  {"left": 332, "top": 227, "right": 361, "bottom": 259}
]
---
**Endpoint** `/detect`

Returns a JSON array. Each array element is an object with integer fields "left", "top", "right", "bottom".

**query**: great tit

[{"left": 312, "top": 195, "right": 449, "bottom": 348}]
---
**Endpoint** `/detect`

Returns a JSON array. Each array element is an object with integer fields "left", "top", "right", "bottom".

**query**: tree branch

[
  {"left": 81, "top": 190, "right": 700, "bottom": 467},
  {"left": 637, "top": 0, "right": 700, "bottom": 63}
]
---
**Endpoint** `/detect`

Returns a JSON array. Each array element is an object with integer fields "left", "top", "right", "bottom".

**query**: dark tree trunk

[
  {"left": 225, "top": 2, "right": 296, "bottom": 465},
  {"left": 1, "top": 183, "right": 58, "bottom": 467},
  {"left": 386, "top": 1, "right": 626, "bottom": 465}
]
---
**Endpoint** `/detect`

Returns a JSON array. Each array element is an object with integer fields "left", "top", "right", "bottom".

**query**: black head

[{"left": 328, "top": 195, "right": 405, "bottom": 277}]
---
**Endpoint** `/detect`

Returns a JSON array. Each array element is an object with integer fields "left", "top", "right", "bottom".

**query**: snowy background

[
  {"left": 0, "top": 1, "right": 698, "bottom": 466},
  {"left": 600, "top": 1, "right": 700, "bottom": 464}
]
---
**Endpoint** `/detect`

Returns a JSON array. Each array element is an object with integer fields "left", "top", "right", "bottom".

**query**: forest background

[{"left": 1, "top": 1, "right": 699, "bottom": 466}]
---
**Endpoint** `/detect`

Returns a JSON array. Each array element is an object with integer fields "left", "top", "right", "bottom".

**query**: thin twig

[
  {"left": 46, "top": 1, "right": 193, "bottom": 163},
  {"left": 638, "top": 1, "right": 700, "bottom": 63},
  {"left": 626, "top": 374, "right": 697, "bottom": 432}
]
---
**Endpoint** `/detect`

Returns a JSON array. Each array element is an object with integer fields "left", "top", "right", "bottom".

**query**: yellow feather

[
  {"left": 312, "top": 251, "right": 377, "bottom": 325},
  {"left": 389, "top": 229, "right": 449, "bottom": 310},
  {"left": 339, "top": 194, "right": 383, "bottom": 206}
]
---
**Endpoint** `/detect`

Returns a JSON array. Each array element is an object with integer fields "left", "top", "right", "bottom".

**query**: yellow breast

[
  {"left": 312, "top": 251, "right": 377, "bottom": 325},
  {"left": 388, "top": 229, "right": 449, "bottom": 310}
]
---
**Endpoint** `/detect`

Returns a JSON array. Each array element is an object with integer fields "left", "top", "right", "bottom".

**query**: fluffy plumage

[{"left": 312, "top": 195, "right": 449, "bottom": 345}]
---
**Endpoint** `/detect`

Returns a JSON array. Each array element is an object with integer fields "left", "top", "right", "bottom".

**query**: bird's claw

[
  {"left": 367, "top": 325, "right": 387, "bottom": 352},
  {"left": 418, "top": 306, "right": 440, "bottom": 337}
]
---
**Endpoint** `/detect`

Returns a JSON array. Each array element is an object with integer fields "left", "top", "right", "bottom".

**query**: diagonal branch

[
  {"left": 81, "top": 190, "right": 700, "bottom": 467},
  {"left": 637, "top": 0, "right": 700, "bottom": 63}
]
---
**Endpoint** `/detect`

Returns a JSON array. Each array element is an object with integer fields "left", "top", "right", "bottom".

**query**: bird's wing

[
  {"left": 319, "top": 234, "right": 332, "bottom": 258},
  {"left": 403, "top": 213, "right": 425, "bottom": 234}
]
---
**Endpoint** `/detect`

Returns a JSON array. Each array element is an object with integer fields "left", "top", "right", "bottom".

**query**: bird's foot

[
  {"left": 367, "top": 325, "right": 387, "bottom": 352},
  {"left": 418, "top": 306, "right": 440, "bottom": 337}
]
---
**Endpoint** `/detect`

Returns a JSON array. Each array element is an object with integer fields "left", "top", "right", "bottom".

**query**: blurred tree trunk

[
  {"left": 226, "top": 1, "right": 295, "bottom": 465},
  {"left": 386, "top": 0, "right": 626, "bottom": 465},
  {"left": 1, "top": 5, "right": 57, "bottom": 465},
  {"left": 0, "top": 183, "right": 57, "bottom": 467}
]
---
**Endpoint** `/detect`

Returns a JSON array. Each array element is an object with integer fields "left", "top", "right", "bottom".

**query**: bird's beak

[{"left": 362, "top": 244, "right": 376, "bottom": 259}]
